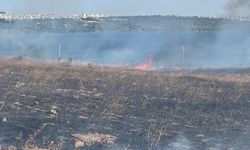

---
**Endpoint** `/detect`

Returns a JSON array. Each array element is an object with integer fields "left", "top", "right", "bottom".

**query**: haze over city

[{"left": 0, "top": 0, "right": 239, "bottom": 16}]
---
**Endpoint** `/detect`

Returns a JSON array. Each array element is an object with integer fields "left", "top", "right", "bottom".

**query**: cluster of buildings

[
  {"left": 162, "top": 14, "right": 250, "bottom": 22},
  {"left": 208, "top": 16, "right": 250, "bottom": 21},
  {"left": 1, "top": 11, "right": 250, "bottom": 22},
  {"left": 0, "top": 12, "right": 108, "bottom": 21}
]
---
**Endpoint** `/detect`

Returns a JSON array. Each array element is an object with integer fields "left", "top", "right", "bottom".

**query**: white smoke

[
  {"left": 225, "top": 0, "right": 250, "bottom": 16},
  {"left": 167, "top": 134, "right": 194, "bottom": 150}
]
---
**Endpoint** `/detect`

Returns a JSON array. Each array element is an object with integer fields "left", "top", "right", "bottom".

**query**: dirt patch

[{"left": 72, "top": 133, "right": 116, "bottom": 149}]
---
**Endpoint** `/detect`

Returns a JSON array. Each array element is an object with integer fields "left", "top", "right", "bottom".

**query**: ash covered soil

[{"left": 1, "top": 60, "right": 250, "bottom": 150}]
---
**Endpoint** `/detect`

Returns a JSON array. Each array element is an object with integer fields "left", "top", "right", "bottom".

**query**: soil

[{"left": 1, "top": 60, "right": 250, "bottom": 150}]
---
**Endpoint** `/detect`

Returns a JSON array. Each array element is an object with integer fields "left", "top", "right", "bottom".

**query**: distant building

[{"left": 0, "top": 12, "right": 7, "bottom": 21}]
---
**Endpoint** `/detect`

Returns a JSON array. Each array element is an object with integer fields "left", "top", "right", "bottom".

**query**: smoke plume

[{"left": 225, "top": 0, "right": 250, "bottom": 16}]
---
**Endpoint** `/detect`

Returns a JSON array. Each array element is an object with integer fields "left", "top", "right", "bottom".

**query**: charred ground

[{"left": 1, "top": 60, "right": 250, "bottom": 149}]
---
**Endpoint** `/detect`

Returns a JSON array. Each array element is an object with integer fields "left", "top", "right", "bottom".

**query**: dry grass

[{"left": 1, "top": 59, "right": 250, "bottom": 149}]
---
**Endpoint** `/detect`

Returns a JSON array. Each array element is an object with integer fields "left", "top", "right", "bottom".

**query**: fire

[{"left": 135, "top": 55, "right": 153, "bottom": 70}]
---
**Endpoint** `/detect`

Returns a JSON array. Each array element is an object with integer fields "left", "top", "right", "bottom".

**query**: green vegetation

[{"left": 1, "top": 16, "right": 250, "bottom": 32}]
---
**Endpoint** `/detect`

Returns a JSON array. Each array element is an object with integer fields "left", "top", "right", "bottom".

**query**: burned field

[{"left": 1, "top": 60, "right": 250, "bottom": 149}]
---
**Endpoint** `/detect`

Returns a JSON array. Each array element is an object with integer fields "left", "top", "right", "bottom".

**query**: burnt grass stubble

[{"left": 1, "top": 61, "right": 250, "bottom": 149}]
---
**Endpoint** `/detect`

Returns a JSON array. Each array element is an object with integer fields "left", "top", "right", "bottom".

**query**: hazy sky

[{"left": 0, "top": 0, "right": 229, "bottom": 16}]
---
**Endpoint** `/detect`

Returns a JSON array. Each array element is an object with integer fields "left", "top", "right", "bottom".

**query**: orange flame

[{"left": 135, "top": 55, "right": 153, "bottom": 70}]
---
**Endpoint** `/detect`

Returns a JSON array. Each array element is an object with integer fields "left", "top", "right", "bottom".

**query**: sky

[{"left": 0, "top": 0, "right": 229, "bottom": 16}]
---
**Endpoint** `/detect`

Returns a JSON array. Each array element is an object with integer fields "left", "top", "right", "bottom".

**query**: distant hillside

[{"left": 1, "top": 15, "right": 250, "bottom": 32}]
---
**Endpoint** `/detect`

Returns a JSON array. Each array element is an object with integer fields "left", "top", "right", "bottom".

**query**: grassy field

[{"left": 1, "top": 59, "right": 250, "bottom": 149}]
